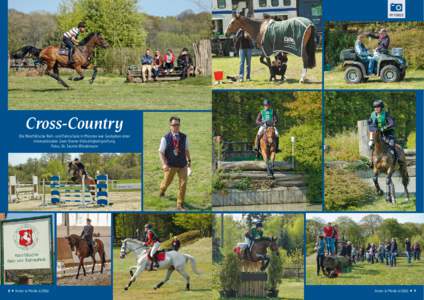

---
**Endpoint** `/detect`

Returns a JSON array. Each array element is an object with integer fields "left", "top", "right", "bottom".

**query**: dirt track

[
  {"left": 8, "top": 191, "right": 141, "bottom": 211},
  {"left": 58, "top": 268, "right": 111, "bottom": 286}
]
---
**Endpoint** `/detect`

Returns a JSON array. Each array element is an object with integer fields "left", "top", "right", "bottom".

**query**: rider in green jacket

[
  {"left": 254, "top": 99, "right": 280, "bottom": 154},
  {"left": 245, "top": 222, "right": 264, "bottom": 251}
]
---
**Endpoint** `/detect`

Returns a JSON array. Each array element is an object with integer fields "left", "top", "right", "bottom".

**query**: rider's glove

[{"left": 368, "top": 140, "right": 374, "bottom": 149}]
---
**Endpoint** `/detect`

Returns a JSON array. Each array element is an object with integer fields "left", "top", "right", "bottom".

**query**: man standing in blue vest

[{"left": 159, "top": 116, "right": 191, "bottom": 211}]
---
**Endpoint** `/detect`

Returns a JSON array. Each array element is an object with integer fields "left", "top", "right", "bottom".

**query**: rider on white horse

[
  {"left": 144, "top": 223, "right": 160, "bottom": 270},
  {"left": 254, "top": 99, "right": 280, "bottom": 154}
]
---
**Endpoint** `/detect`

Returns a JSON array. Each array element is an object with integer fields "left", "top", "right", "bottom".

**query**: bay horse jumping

[
  {"left": 369, "top": 129, "right": 410, "bottom": 203},
  {"left": 226, "top": 14, "right": 316, "bottom": 83},
  {"left": 19, "top": 32, "right": 109, "bottom": 88},
  {"left": 236, "top": 237, "right": 279, "bottom": 271},
  {"left": 258, "top": 122, "right": 277, "bottom": 178},
  {"left": 66, "top": 234, "right": 106, "bottom": 279},
  {"left": 67, "top": 161, "right": 97, "bottom": 202}
]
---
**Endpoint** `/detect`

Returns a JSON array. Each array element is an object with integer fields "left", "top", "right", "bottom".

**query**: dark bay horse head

[
  {"left": 66, "top": 234, "right": 81, "bottom": 252},
  {"left": 80, "top": 32, "right": 110, "bottom": 49},
  {"left": 254, "top": 236, "right": 279, "bottom": 256}
]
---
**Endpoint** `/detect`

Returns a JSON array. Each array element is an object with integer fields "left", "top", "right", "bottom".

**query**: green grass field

[
  {"left": 143, "top": 112, "right": 212, "bottom": 211},
  {"left": 114, "top": 238, "right": 212, "bottom": 300},
  {"left": 306, "top": 254, "right": 424, "bottom": 285},
  {"left": 324, "top": 68, "right": 424, "bottom": 89},
  {"left": 212, "top": 279, "right": 304, "bottom": 300},
  {"left": 8, "top": 73, "right": 211, "bottom": 110},
  {"left": 350, "top": 195, "right": 416, "bottom": 211},
  {"left": 212, "top": 53, "right": 322, "bottom": 89}
]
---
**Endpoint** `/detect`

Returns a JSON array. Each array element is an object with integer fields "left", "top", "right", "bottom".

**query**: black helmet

[
  {"left": 144, "top": 223, "right": 152, "bottom": 229},
  {"left": 86, "top": 218, "right": 91, "bottom": 222},
  {"left": 373, "top": 100, "right": 385, "bottom": 108},
  {"left": 263, "top": 99, "right": 271, "bottom": 106},
  {"left": 256, "top": 222, "right": 263, "bottom": 228},
  {"left": 78, "top": 22, "right": 86, "bottom": 28}
]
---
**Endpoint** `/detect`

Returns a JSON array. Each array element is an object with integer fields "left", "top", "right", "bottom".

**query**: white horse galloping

[{"left": 119, "top": 238, "right": 201, "bottom": 291}]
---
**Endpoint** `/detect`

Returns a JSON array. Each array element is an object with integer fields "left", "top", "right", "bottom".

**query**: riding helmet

[
  {"left": 256, "top": 222, "right": 263, "bottom": 228},
  {"left": 144, "top": 223, "right": 152, "bottom": 229},
  {"left": 78, "top": 21, "right": 87, "bottom": 28},
  {"left": 263, "top": 99, "right": 271, "bottom": 106},
  {"left": 373, "top": 99, "right": 385, "bottom": 108}
]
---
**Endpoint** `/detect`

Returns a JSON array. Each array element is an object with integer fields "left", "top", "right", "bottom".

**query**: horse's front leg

[
  {"left": 386, "top": 173, "right": 396, "bottom": 204},
  {"left": 89, "top": 65, "right": 98, "bottom": 84},
  {"left": 45, "top": 63, "right": 70, "bottom": 89},
  {"left": 76, "top": 261, "right": 82, "bottom": 279},
  {"left": 372, "top": 171, "right": 384, "bottom": 196},
  {"left": 154, "top": 268, "right": 174, "bottom": 290},
  {"left": 299, "top": 68, "right": 307, "bottom": 83},
  {"left": 125, "top": 265, "right": 145, "bottom": 290}
]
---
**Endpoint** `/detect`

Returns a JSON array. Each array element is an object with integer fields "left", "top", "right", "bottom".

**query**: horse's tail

[
  {"left": 184, "top": 254, "right": 201, "bottom": 275},
  {"left": 303, "top": 25, "right": 316, "bottom": 69},
  {"left": 398, "top": 158, "right": 410, "bottom": 187},
  {"left": 11, "top": 46, "right": 41, "bottom": 59}
]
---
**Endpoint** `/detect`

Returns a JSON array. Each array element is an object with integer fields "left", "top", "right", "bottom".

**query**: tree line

[
  {"left": 8, "top": 153, "right": 141, "bottom": 182},
  {"left": 307, "top": 214, "right": 424, "bottom": 254}
]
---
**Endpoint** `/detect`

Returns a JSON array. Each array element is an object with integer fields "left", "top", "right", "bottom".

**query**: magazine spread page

[{"left": 1, "top": 0, "right": 423, "bottom": 300}]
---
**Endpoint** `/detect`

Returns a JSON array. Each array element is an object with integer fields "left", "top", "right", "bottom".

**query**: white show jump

[{"left": 8, "top": 175, "right": 40, "bottom": 203}]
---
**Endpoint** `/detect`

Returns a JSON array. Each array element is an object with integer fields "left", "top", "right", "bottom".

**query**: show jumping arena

[{"left": 8, "top": 175, "right": 141, "bottom": 211}]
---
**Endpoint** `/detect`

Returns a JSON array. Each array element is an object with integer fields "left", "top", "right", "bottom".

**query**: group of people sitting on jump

[
  {"left": 135, "top": 223, "right": 181, "bottom": 271},
  {"left": 354, "top": 28, "right": 390, "bottom": 75},
  {"left": 140, "top": 48, "right": 194, "bottom": 82},
  {"left": 315, "top": 222, "right": 421, "bottom": 276}
]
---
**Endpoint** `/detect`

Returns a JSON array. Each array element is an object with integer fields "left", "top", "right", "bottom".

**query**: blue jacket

[
  {"left": 141, "top": 54, "right": 153, "bottom": 65},
  {"left": 354, "top": 40, "right": 370, "bottom": 61}
]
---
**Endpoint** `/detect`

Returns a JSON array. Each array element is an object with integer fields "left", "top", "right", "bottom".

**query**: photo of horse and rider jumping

[
  {"left": 8, "top": 0, "right": 211, "bottom": 110},
  {"left": 306, "top": 213, "right": 424, "bottom": 285},
  {"left": 143, "top": 112, "right": 212, "bottom": 211},
  {"left": 113, "top": 213, "right": 212, "bottom": 300},
  {"left": 324, "top": 92, "right": 416, "bottom": 211},
  {"left": 212, "top": 91, "right": 322, "bottom": 211},
  {"left": 8, "top": 153, "right": 142, "bottom": 211},
  {"left": 56, "top": 213, "right": 111, "bottom": 286},
  {"left": 324, "top": 22, "right": 424, "bottom": 89},
  {"left": 213, "top": 213, "right": 304, "bottom": 299},
  {"left": 212, "top": 0, "right": 322, "bottom": 89}
]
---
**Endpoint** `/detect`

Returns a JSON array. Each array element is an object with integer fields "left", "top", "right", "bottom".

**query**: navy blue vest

[{"left": 164, "top": 132, "right": 187, "bottom": 168}]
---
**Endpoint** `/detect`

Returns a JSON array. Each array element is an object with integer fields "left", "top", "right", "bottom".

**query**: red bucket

[{"left": 214, "top": 70, "right": 224, "bottom": 81}]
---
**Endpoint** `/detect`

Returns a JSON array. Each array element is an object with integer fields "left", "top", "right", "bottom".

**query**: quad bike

[{"left": 340, "top": 48, "right": 407, "bottom": 83}]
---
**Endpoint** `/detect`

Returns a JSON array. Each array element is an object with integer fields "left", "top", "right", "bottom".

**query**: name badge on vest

[{"left": 173, "top": 149, "right": 179, "bottom": 156}]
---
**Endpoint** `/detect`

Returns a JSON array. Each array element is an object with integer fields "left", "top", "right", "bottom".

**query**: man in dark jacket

[
  {"left": 368, "top": 28, "right": 390, "bottom": 54},
  {"left": 80, "top": 218, "right": 94, "bottom": 256},
  {"left": 390, "top": 238, "right": 398, "bottom": 267},
  {"left": 235, "top": 29, "right": 253, "bottom": 81},
  {"left": 159, "top": 117, "right": 191, "bottom": 211},
  {"left": 405, "top": 238, "right": 412, "bottom": 263},
  {"left": 172, "top": 236, "right": 181, "bottom": 251}
]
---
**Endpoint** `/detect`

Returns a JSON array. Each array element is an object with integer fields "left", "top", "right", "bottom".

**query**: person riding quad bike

[
  {"left": 354, "top": 34, "right": 376, "bottom": 75},
  {"left": 254, "top": 99, "right": 280, "bottom": 156},
  {"left": 245, "top": 222, "right": 264, "bottom": 256},
  {"left": 367, "top": 100, "right": 397, "bottom": 164},
  {"left": 143, "top": 223, "right": 161, "bottom": 270},
  {"left": 367, "top": 28, "right": 390, "bottom": 54},
  {"left": 63, "top": 21, "right": 87, "bottom": 65}
]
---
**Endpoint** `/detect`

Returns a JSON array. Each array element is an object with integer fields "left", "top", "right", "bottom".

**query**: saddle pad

[
  {"left": 261, "top": 17, "right": 313, "bottom": 57},
  {"left": 58, "top": 48, "right": 69, "bottom": 56},
  {"left": 157, "top": 251, "right": 166, "bottom": 261}
]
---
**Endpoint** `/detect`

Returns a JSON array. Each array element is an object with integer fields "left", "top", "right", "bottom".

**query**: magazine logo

[{"left": 388, "top": 0, "right": 406, "bottom": 18}]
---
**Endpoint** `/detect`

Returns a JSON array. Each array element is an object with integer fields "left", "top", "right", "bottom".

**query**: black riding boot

[
  {"left": 254, "top": 135, "right": 261, "bottom": 157},
  {"left": 275, "top": 137, "right": 281, "bottom": 153},
  {"left": 68, "top": 48, "right": 74, "bottom": 65}
]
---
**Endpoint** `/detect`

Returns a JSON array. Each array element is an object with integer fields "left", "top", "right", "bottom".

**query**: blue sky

[
  {"left": 8, "top": 0, "right": 210, "bottom": 16},
  {"left": 307, "top": 213, "right": 424, "bottom": 224}
]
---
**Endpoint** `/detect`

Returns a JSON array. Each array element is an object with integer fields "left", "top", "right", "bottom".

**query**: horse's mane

[
  {"left": 79, "top": 32, "right": 101, "bottom": 45},
  {"left": 124, "top": 238, "right": 144, "bottom": 245}
]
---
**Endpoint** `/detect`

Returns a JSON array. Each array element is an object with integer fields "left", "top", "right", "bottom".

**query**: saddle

[
  {"left": 58, "top": 48, "right": 70, "bottom": 56},
  {"left": 148, "top": 249, "right": 167, "bottom": 262}
]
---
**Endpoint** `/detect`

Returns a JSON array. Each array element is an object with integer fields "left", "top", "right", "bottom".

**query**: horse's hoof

[
  {"left": 124, "top": 286, "right": 128, "bottom": 291},
  {"left": 89, "top": 80, "right": 94, "bottom": 84}
]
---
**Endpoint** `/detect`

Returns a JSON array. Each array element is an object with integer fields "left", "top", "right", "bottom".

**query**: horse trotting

[
  {"left": 67, "top": 234, "right": 106, "bottom": 279},
  {"left": 119, "top": 238, "right": 201, "bottom": 291},
  {"left": 226, "top": 14, "right": 316, "bottom": 83},
  {"left": 369, "top": 130, "right": 409, "bottom": 204},
  {"left": 236, "top": 237, "right": 279, "bottom": 271},
  {"left": 258, "top": 122, "right": 277, "bottom": 178}
]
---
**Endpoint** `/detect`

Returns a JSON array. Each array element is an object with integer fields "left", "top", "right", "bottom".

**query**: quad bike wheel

[
  {"left": 380, "top": 65, "right": 400, "bottom": 83},
  {"left": 344, "top": 66, "right": 363, "bottom": 84}
]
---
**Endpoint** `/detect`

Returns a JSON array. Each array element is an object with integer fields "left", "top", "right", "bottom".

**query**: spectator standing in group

[
  {"left": 405, "top": 238, "right": 412, "bottom": 264},
  {"left": 235, "top": 29, "right": 253, "bottom": 82},
  {"left": 333, "top": 224, "right": 339, "bottom": 255},
  {"left": 323, "top": 222, "right": 334, "bottom": 256},
  {"left": 315, "top": 234, "right": 325, "bottom": 276},
  {"left": 413, "top": 242, "right": 421, "bottom": 261},
  {"left": 390, "top": 238, "right": 398, "bottom": 267}
]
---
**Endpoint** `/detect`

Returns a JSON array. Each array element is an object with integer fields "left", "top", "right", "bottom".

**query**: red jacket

[
  {"left": 144, "top": 230, "right": 158, "bottom": 246},
  {"left": 164, "top": 52, "right": 175, "bottom": 64},
  {"left": 323, "top": 226, "right": 333, "bottom": 238}
]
